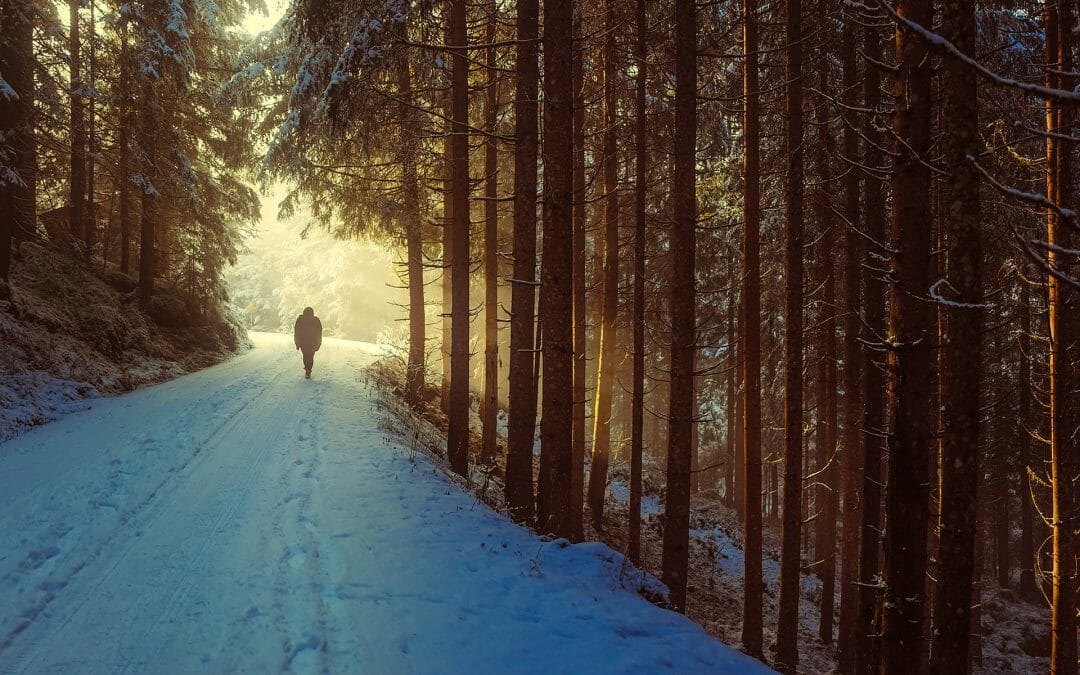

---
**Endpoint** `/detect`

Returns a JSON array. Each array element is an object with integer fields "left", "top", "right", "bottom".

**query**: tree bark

[
  {"left": 118, "top": 19, "right": 133, "bottom": 275},
  {"left": 854, "top": 22, "right": 887, "bottom": 675},
  {"left": 537, "top": 0, "right": 574, "bottom": 538},
  {"left": 0, "top": 0, "right": 34, "bottom": 283},
  {"left": 586, "top": 0, "right": 620, "bottom": 524},
  {"left": 138, "top": 76, "right": 157, "bottom": 303},
  {"left": 741, "top": 0, "right": 764, "bottom": 653},
  {"left": 776, "top": 0, "right": 804, "bottom": 662},
  {"left": 836, "top": 14, "right": 863, "bottom": 670},
  {"left": 397, "top": 59, "right": 426, "bottom": 407},
  {"left": 445, "top": 0, "right": 471, "bottom": 477},
  {"left": 813, "top": 59, "right": 839, "bottom": 647},
  {"left": 727, "top": 300, "right": 739, "bottom": 511},
  {"left": 1017, "top": 288, "right": 1038, "bottom": 598},
  {"left": 1046, "top": 0, "right": 1078, "bottom": 669},
  {"left": 992, "top": 415, "right": 1010, "bottom": 590},
  {"left": 881, "top": 0, "right": 935, "bottom": 664},
  {"left": 504, "top": 0, "right": 540, "bottom": 523},
  {"left": 481, "top": 5, "right": 499, "bottom": 465},
  {"left": 661, "top": 0, "right": 696, "bottom": 614},
  {"left": 69, "top": 0, "right": 86, "bottom": 248},
  {"left": 570, "top": 6, "right": 587, "bottom": 543},
  {"left": 441, "top": 88, "right": 453, "bottom": 415},
  {"left": 628, "top": 0, "right": 647, "bottom": 565},
  {"left": 928, "top": 0, "right": 982, "bottom": 668},
  {"left": 86, "top": 0, "right": 96, "bottom": 259}
]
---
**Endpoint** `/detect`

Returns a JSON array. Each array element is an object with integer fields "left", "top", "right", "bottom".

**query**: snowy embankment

[
  {"left": 0, "top": 242, "right": 247, "bottom": 443},
  {"left": 0, "top": 332, "right": 771, "bottom": 674}
]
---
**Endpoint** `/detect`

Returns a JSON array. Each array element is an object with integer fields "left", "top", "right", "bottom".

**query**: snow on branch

[
  {"left": 166, "top": 0, "right": 190, "bottom": 40},
  {"left": 874, "top": 0, "right": 1080, "bottom": 104},
  {"left": 317, "top": 0, "right": 408, "bottom": 119},
  {"left": 928, "top": 279, "right": 996, "bottom": 310},
  {"left": 969, "top": 156, "right": 1078, "bottom": 226}
]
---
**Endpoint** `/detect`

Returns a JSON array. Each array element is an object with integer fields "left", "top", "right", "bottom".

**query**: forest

[{"left": 0, "top": 0, "right": 1077, "bottom": 671}]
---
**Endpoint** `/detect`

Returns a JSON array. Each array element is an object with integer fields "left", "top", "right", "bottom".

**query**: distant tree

[
  {"left": 586, "top": 0, "right": 620, "bottom": 527},
  {"left": 480, "top": 2, "right": 500, "bottom": 465}
]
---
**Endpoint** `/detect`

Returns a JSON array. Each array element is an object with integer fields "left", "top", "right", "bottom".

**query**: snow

[
  {"left": 0, "top": 77, "right": 18, "bottom": 101},
  {"left": 166, "top": 0, "right": 190, "bottom": 39},
  {"left": 0, "top": 332, "right": 771, "bottom": 674},
  {"left": 608, "top": 478, "right": 662, "bottom": 517}
]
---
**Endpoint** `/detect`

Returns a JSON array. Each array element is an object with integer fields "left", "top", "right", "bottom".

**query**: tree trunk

[
  {"left": 854, "top": 22, "right": 887, "bottom": 675},
  {"left": 969, "top": 498, "right": 984, "bottom": 668},
  {"left": 481, "top": 5, "right": 500, "bottom": 465},
  {"left": 138, "top": 77, "right": 157, "bottom": 303},
  {"left": 0, "top": 0, "right": 34, "bottom": 283},
  {"left": 505, "top": 0, "right": 540, "bottom": 523},
  {"left": 813, "top": 59, "right": 839, "bottom": 646},
  {"left": 741, "top": 0, "right": 764, "bottom": 653},
  {"left": 628, "top": 0, "right": 647, "bottom": 565},
  {"left": 118, "top": 19, "right": 133, "bottom": 275},
  {"left": 728, "top": 300, "right": 740, "bottom": 512},
  {"left": 734, "top": 315, "right": 745, "bottom": 520},
  {"left": 776, "top": 0, "right": 804, "bottom": 662},
  {"left": 69, "top": 0, "right": 86, "bottom": 248},
  {"left": 445, "top": 0, "right": 471, "bottom": 477},
  {"left": 661, "top": 0, "right": 696, "bottom": 614},
  {"left": 1017, "top": 288, "right": 1038, "bottom": 597},
  {"left": 1046, "top": 0, "right": 1078, "bottom": 669},
  {"left": 881, "top": 0, "right": 935, "bottom": 664},
  {"left": 993, "top": 417, "right": 1010, "bottom": 590},
  {"left": 836, "top": 14, "right": 863, "bottom": 669},
  {"left": 537, "top": 0, "right": 574, "bottom": 538},
  {"left": 928, "top": 0, "right": 982, "bottom": 668},
  {"left": 586, "top": 0, "right": 620, "bottom": 524},
  {"left": 397, "top": 59, "right": 426, "bottom": 407},
  {"left": 441, "top": 103, "right": 453, "bottom": 415},
  {"left": 570, "top": 7, "right": 587, "bottom": 543},
  {"left": 86, "top": 0, "right": 96, "bottom": 259}
]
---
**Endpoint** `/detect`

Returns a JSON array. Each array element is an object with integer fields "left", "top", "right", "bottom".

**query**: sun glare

[
  {"left": 224, "top": 185, "right": 410, "bottom": 344},
  {"left": 241, "top": 0, "right": 286, "bottom": 36}
]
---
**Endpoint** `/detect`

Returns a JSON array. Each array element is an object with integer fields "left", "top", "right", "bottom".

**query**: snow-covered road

[{"left": 0, "top": 332, "right": 770, "bottom": 674}]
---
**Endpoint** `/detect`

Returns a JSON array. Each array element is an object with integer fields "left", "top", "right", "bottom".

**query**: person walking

[{"left": 294, "top": 307, "right": 323, "bottom": 379}]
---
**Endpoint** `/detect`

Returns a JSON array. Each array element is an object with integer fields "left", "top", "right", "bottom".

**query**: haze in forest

[{"left": 224, "top": 185, "right": 408, "bottom": 342}]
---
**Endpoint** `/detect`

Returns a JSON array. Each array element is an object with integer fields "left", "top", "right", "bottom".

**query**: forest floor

[
  {"left": 0, "top": 241, "right": 248, "bottom": 443},
  {"left": 0, "top": 332, "right": 769, "bottom": 674},
  {"left": 368, "top": 357, "right": 1053, "bottom": 675}
]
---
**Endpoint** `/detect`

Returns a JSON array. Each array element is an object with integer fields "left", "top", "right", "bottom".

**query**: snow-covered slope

[
  {"left": 0, "top": 332, "right": 771, "bottom": 674},
  {"left": 0, "top": 242, "right": 248, "bottom": 443}
]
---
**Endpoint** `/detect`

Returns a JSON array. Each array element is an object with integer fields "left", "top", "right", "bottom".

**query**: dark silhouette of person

[{"left": 293, "top": 307, "right": 323, "bottom": 379}]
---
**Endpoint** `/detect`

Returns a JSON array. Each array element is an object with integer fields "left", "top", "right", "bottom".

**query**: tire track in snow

[
  {"left": 1, "top": 351, "right": 297, "bottom": 672},
  {"left": 122, "top": 363, "right": 302, "bottom": 675}
]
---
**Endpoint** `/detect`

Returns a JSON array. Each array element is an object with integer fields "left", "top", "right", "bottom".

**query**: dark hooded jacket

[{"left": 294, "top": 308, "right": 323, "bottom": 351}]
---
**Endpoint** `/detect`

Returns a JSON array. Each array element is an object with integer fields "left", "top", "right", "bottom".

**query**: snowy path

[{"left": 0, "top": 333, "right": 770, "bottom": 674}]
